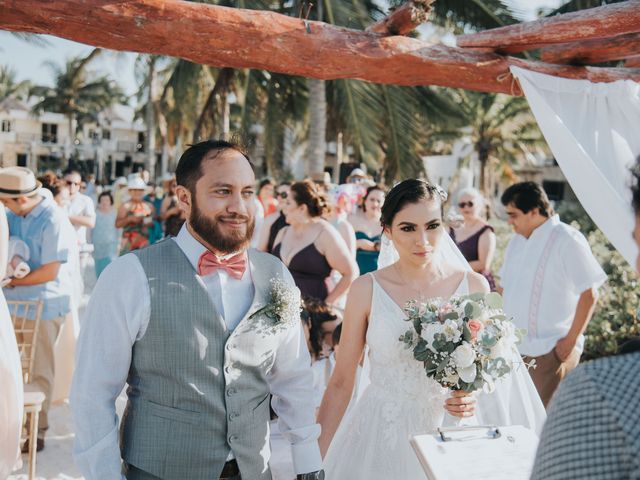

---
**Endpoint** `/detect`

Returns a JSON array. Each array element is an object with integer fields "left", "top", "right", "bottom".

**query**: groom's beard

[{"left": 189, "top": 197, "right": 255, "bottom": 255}]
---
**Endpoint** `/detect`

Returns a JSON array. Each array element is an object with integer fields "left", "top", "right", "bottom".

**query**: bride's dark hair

[{"left": 380, "top": 179, "right": 446, "bottom": 229}]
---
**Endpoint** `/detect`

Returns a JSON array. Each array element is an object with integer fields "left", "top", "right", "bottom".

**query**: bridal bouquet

[{"left": 399, "top": 292, "right": 525, "bottom": 393}]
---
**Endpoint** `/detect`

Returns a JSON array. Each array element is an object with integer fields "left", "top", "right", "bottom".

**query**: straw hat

[
  {"left": 127, "top": 177, "right": 147, "bottom": 190},
  {"left": 0, "top": 167, "right": 42, "bottom": 199}
]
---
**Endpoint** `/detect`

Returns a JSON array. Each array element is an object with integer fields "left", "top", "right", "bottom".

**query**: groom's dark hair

[{"left": 175, "top": 138, "right": 254, "bottom": 195}]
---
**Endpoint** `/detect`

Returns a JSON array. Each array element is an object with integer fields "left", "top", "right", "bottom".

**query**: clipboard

[{"left": 410, "top": 425, "right": 539, "bottom": 480}]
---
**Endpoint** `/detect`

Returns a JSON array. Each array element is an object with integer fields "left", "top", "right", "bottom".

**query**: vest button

[
  {"left": 229, "top": 435, "right": 238, "bottom": 443},
  {"left": 226, "top": 343, "right": 235, "bottom": 351},
  {"left": 227, "top": 388, "right": 237, "bottom": 396},
  {"left": 224, "top": 366, "right": 231, "bottom": 374},
  {"left": 229, "top": 412, "right": 239, "bottom": 421}
]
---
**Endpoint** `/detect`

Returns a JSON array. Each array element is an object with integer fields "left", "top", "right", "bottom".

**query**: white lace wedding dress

[
  {"left": 323, "top": 272, "right": 546, "bottom": 479},
  {"left": 323, "top": 274, "right": 460, "bottom": 479}
]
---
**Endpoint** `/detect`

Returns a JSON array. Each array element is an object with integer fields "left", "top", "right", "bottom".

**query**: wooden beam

[
  {"left": 541, "top": 32, "right": 640, "bottom": 65},
  {"left": 457, "top": 1, "right": 640, "bottom": 54},
  {"left": 0, "top": 0, "right": 638, "bottom": 96},
  {"left": 366, "top": 0, "right": 434, "bottom": 36},
  {"left": 626, "top": 55, "right": 640, "bottom": 68}
]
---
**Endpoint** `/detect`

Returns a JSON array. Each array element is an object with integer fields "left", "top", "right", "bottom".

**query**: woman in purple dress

[{"left": 449, "top": 187, "right": 497, "bottom": 290}]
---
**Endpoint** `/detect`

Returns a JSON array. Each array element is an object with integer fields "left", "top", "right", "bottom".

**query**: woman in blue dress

[{"left": 348, "top": 184, "right": 386, "bottom": 275}]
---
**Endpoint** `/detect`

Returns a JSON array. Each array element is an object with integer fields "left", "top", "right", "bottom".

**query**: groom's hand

[{"left": 444, "top": 390, "right": 475, "bottom": 418}]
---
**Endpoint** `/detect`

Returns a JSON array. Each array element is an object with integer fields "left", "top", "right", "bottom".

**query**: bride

[{"left": 318, "top": 179, "right": 545, "bottom": 479}]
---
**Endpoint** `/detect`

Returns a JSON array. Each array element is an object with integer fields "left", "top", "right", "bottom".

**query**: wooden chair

[{"left": 8, "top": 300, "right": 45, "bottom": 480}]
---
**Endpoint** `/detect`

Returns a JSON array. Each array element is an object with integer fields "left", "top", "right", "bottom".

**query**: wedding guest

[
  {"left": 499, "top": 181, "right": 606, "bottom": 407},
  {"left": 257, "top": 182, "right": 290, "bottom": 253},
  {"left": 273, "top": 179, "right": 356, "bottom": 305},
  {"left": 258, "top": 178, "right": 278, "bottom": 216},
  {"left": 116, "top": 177, "right": 155, "bottom": 254},
  {"left": 0, "top": 167, "right": 72, "bottom": 452},
  {"left": 39, "top": 178, "right": 81, "bottom": 405},
  {"left": 301, "top": 297, "right": 340, "bottom": 362},
  {"left": 112, "top": 176, "right": 129, "bottom": 209},
  {"left": 450, "top": 187, "right": 497, "bottom": 290},
  {"left": 63, "top": 170, "right": 96, "bottom": 272},
  {"left": 349, "top": 184, "right": 385, "bottom": 274},
  {"left": 92, "top": 192, "right": 119, "bottom": 278},
  {"left": 71, "top": 139, "right": 323, "bottom": 480},
  {"left": 531, "top": 164, "right": 640, "bottom": 480},
  {"left": 0, "top": 205, "right": 23, "bottom": 477},
  {"left": 325, "top": 187, "right": 357, "bottom": 260},
  {"left": 159, "top": 174, "right": 185, "bottom": 237},
  {"left": 345, "top": 167, "right": 369, "bottom": 186}
]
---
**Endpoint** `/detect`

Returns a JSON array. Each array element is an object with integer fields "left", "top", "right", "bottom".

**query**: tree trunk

[
  {"left": 305, "top": 79, "right": 327, "bottom": 176},
  {"left": 145, "top": 56, "right": 157, "bottom": 176},
  {"left": 305, "top": 0, "right": 326, "bottom": 177}
]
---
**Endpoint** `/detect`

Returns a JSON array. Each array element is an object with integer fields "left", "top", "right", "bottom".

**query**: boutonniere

[{"left": 249, "top": 278, "right": 302, "bottom": 330}]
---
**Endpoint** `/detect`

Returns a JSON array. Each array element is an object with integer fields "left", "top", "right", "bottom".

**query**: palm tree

[
  {"left": 30, "top": 49, "right": 125, "bottom": 167},
  {"left": 0, "top": 66, "right": 30, "bottom": 101},
  {"left": 432, "top": 90, "right": 546, "bottom": 196}
]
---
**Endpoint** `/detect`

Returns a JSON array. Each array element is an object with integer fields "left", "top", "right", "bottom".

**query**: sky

[{"left": 0, "top": 0, "right": 565, "bottom": 102}]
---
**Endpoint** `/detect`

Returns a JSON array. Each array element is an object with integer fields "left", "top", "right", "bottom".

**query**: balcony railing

[{"left": 15, "top": 133, "right": 40, "bottom": 143}]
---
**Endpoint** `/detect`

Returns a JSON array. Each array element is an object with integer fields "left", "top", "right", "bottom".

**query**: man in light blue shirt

[{"left": 0, "top": 167, "right": 72, "bottom": 451}]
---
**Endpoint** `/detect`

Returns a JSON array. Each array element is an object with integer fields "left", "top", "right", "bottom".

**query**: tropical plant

[
  {"left": 0, "top": 66, "right": 31, "bottom": 101},
  {"left": 30, "top": 49, "right": 125, "bottom": 151},
  {"left": 431, "top": 90, "right": 547, "bottom": 195}
]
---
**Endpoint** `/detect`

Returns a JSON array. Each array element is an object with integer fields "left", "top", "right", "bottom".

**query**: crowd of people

[{"left": 1, "top": 138, "right": 634, "bottom": 480}]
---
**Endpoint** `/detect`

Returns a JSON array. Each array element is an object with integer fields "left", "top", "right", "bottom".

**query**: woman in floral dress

[{"left": 116, "top": 177, "right": 155, "bottom": 254}]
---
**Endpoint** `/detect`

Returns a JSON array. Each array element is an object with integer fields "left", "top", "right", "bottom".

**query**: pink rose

[{"left": 468, "top": 319, "right": 483, "bottom": 342}]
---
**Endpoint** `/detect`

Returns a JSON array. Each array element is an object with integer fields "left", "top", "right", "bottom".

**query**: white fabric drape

[{"left": 510, "top": 67, "right": 640, "bottom": 266}]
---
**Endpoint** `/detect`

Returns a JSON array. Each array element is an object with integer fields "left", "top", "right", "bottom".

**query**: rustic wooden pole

[
  {"left": 0, "top": 0, "right": 639, "bottom": 95},
  {"left": 626, "top": 55, "right": 640, "bottom": 68},
  {"left": 366, "top": 0, "right": 435, "bottom": 36},
  {"left": 540, "top": 32, "right": 640, "bottom": 65},
  {"left": 457, "top": 1, "right": 640, "bottom": 54}
]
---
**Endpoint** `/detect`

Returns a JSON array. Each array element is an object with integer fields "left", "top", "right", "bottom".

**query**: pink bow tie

[{"left": 197, "top": 251, "right": 247, "bottom": 280}]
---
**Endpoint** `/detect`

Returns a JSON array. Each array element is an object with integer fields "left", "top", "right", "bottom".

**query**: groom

[{"left": 71, "top": 140, "right": 323, "bottom": 480}]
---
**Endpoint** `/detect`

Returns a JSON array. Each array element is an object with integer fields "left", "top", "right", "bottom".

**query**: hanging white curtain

[{"left": 510, "top": 66, "right": 640, "bottom": 267}]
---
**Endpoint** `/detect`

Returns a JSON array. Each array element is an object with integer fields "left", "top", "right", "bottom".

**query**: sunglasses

[
  {"left": 66, "top": 181, "right": 80, "bottom": 186},
  {"left": 276, "top": 192, "right": 288, "bottom": 199},
  {"left": 458, "top": 201, "right": 474, "bottom": 208}
]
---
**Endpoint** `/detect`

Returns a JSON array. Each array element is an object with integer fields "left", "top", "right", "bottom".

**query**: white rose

[
  {"left": 452, "top": 342, "right": 476, "bottom": 368},
  {"left": 420, "top": 323, "right": 444, "bottom": 351},
  {"left": 443, "top": 319, "right": 462, "bottom": 343},
  {"left": 459, "top": 364, "right": 477, "bottom": 383}
]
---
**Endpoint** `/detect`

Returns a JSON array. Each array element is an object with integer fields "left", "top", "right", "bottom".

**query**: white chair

[{"left": 9, "top": 300, "right": 45, "bottom": 480}]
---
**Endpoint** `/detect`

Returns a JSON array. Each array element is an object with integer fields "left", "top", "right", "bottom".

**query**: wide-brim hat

[
  {"left": 127, "top": 177, "right": 148, "bottom": 190},
  {"left": 349, "top": 168, "right": 366, "bottom": 178},
  {"left": 0, "top": 167, "right": 42, "bottom": 199}
]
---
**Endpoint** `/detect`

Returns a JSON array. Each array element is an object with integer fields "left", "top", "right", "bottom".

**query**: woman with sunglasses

[
  {"left": 449, "top": 187, "right": 497, "bottom": 290},
  {"left": 257, "top": 182, "right": 290, "bottom": 253}
]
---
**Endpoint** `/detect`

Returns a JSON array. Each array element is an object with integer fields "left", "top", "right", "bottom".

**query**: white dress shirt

[
  {"left": 65, "top": 192, "right": 96, "bottom": 249},
  {"left": 499, "top": 215, "right": 607, "bottom": 357},
  {"left": 71, "top": 225, "right": 322, "bottom": 479}
]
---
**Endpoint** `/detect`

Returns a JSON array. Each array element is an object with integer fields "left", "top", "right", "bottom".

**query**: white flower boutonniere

[{"left": 250, "top": 278, "right": 302, "bottom": 330}]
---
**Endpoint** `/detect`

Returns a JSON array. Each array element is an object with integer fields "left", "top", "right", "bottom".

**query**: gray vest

[{"left": 121, "top": 239, "right": 286, "bottom": 480}]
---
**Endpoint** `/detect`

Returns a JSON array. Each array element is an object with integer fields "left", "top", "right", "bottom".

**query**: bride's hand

[{"left": 444, "top": 390, "right": 475, "bottom": 417}]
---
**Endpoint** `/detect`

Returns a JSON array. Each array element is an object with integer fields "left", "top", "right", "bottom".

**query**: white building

[
  {"left": 0, "top": 97, "right": 72, "bottom": 171},
  {"left": 77, "top": 104, "right": 148, "bottom": 182}
]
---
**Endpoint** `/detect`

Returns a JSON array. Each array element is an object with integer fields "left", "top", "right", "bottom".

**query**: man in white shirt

[
  {"left": 63, "top": 170, "right": 96, "bottom": 248},
  {"left": 71, "top": 140, "right": 323, "bottom": 480},
  {"left": 499, "top": 182, "right": 606, "bottom": 407},
  {"left": 63, "top": 170, "right": 96, "bottom": 296}
]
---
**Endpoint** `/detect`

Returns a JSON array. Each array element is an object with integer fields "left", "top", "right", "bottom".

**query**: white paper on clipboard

[{"left": 410, "top": 425, "right": 539, "bottom": 480}]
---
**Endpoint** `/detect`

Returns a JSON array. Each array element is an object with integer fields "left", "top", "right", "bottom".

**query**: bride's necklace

[{"left": 394, "top": 263, "right": 441, "bottom": 302}]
